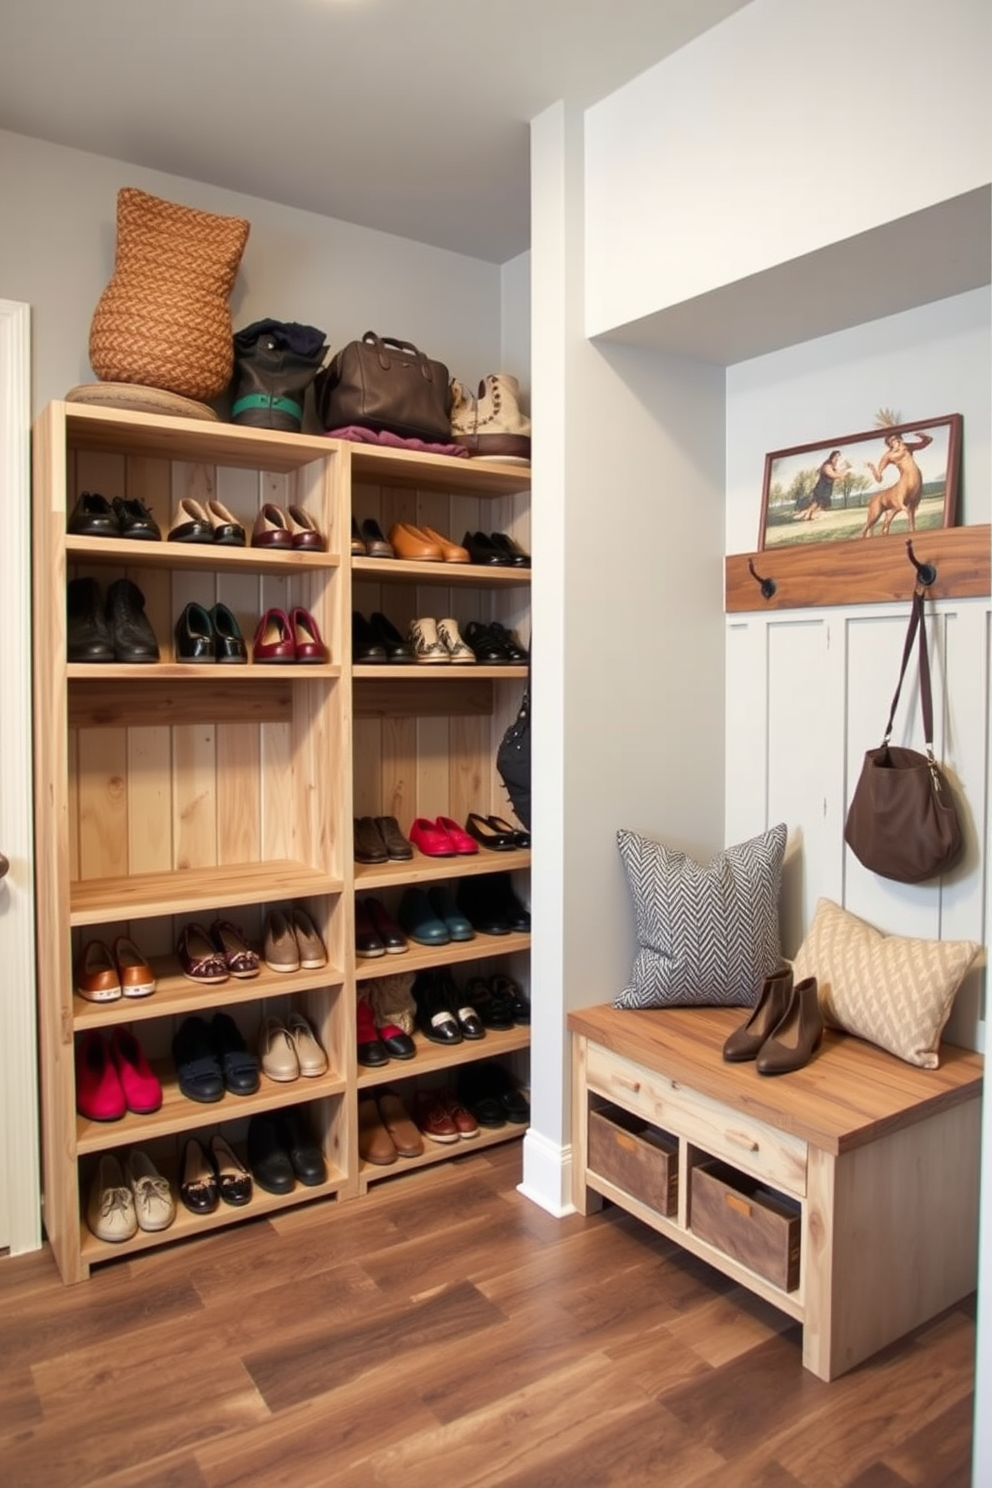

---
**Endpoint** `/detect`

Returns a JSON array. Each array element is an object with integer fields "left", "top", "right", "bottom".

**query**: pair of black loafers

[
  {"left": 247, "top": 1109, "right": 326, "bottom": 1193},
  {"left": 461, "top": 531, "right": 530, "bottom": 567},
  {"left": 171, "top": 1013, "right": 260, "bottom": 1103},
  {"left": 68, "top": 490, "right": 161, "bottom": 541},
  {"left": 67, "top": 576, "right": 160, "bottom": 663},
  {"left": 175, "top": 602, "right": 248, "bottom": 663},
  {"left": 463, "top": 620, "right": 528, "bottom": 665}
]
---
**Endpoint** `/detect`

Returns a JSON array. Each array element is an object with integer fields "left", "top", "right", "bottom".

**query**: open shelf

[
  {"left": 67, "top": 533, "right": 339, "bottom": 574},
  {"left": 352, "top": 556, "right": 529, "bottom": 588},
  {"left": 355, "top": 847, "right": 530, "bottom": 891},
  {"left": 69, "top": 862, "right": 341, "bottom": 927},
  {"left": 354, "top": 930, "right": 530, "bottom": 982},
  {"left": 358, "top": 1121, "right": 525, "bottom": 1191},
  {"left": 73, "top": 957, "right": 346, "bottom": 1029},
  {"left": 357, "top": 1023, "right": 531, "bottom": 1089}
]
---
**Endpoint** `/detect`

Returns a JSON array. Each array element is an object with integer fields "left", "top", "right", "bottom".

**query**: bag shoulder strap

[{"left": 883, "top": 590, "right": 934, "bottom": 748}]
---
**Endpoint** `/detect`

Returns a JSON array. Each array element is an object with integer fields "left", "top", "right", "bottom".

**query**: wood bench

[{"left": 569, "top": 1002, "right": 983, "bottom": 1380}]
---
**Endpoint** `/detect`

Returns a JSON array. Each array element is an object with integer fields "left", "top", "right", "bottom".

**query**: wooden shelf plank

[
  {"left": 354, "top": 847, "right": 531, "bottom": 891},
  {"left": 348, "top": 443, "right": 530, "bottom": 495},
  {"left": 67, "top": 662, "right": 341, "bottom": 681},
  {"left": 352, "top": 556, "right": 530, "bottom": 588},
  {"left": 68, "top": 677, "right": 298, "bottom": 727},
  {"left": 76, "top": 1064, "right": 350, "bottom": 1154},
  {"left": 354, "top": 930, "right": 531, "bottom": 982},
  {"left": 358, "top": 1121, "right": 526, "bottom": 1191},
  {"left": 64, "top": 402, "right": 336, "bottom": 471},
  {"left": 67, "top": 533, "right": 339, "bottom": 574},
  {"left": 69, "top": 861, "right": 341, "bottom": 926},
  {"left": 356, "top": 1023, "right": 530, "bottom": 1089},
  {"left": 725, "top": 524, "right": 991, "bottom": 612}
]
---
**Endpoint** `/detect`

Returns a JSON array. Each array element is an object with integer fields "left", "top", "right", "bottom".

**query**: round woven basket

[{"left": 89, "top": 188, "right": 250, "bottom": 402}]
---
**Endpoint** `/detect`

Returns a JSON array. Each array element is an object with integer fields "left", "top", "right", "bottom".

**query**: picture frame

[{"left": 757, "top": 413, "right": 962, "bottom": 551}]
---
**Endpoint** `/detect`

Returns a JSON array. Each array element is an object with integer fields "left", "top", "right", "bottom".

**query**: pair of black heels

[{"left": 722, "top": 968, "right": 823, "bottom": 1075}]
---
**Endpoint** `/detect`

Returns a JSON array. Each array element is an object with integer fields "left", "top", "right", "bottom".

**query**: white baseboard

[{"left": 517, "top": 1128, "right": 575, "bottom": 1217}]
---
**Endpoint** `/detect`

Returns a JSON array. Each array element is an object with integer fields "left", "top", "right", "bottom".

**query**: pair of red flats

[
  {"left": 76, "top": 1027, "right": 162, "bottom": 1121},
  {"left": 408, "top": 816, "right": 478, "bottom": 857},
  {"left": 252, "top": 607, "right": 327, "bottom": 663}
]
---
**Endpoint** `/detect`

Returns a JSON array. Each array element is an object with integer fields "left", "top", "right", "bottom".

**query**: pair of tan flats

[
  {"left": 722, "top": 968, "right": 824, "bottom": 1075},
  {"left": 258, "top": 1011, "right": 328, "bottom": 1082},
  {"left": 388, "top": 522, "right": 470, "bottom": 563},
  {"left": 263, "top": 907, "right": 327, "bottom": 973}
]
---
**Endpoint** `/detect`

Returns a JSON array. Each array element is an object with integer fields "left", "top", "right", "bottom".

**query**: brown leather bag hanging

[{"left": 844, "top": 590, "right": 963, "bottom": 884}]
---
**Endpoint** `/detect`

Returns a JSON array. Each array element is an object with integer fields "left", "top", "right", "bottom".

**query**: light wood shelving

[{"left": 34, "top": 402, "right": 532, "bottom": 1282}]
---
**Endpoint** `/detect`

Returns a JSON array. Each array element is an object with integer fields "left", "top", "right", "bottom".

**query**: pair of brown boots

[
  {"left": 722, "top": 968, "right": 823, "bottom": 1075},
  {"left": 358, "top": 1092, "right": 423, "bottom": 1166}
]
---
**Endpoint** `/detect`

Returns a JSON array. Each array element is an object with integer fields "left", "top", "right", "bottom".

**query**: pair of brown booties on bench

[{"left": 722, "top": 968, "right": 823, "bottom": 1075}]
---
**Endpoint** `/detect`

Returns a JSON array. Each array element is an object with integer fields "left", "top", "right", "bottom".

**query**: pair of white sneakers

[
  {"left": 449, "top": 373, "right": 531, "bottom": 463},
  {"left": 408, "top": 616, "right": 474, "bottom": 664}
]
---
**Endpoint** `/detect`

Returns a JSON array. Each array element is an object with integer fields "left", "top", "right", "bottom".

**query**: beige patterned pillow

[{"left": 793, "top": 898, "right": 979, "bottom": 1068}]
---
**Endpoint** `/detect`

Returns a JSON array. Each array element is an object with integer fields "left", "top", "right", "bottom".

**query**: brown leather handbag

[
  {"left": 313, "top": 331, "right": 451, "bottom": 441},
  {"left": 844, "top": 590, "right": 963, "bottom": 884}
]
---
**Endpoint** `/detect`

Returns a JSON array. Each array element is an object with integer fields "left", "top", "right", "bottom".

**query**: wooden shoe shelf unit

[
  {"left": 32, "top": 402, "right": 531, "bottom": 1282},
  {"left": 349, "top": 443, "right": 532, "bottom": 1191}
]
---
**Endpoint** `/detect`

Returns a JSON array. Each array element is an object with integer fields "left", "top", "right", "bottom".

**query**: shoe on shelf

[
  {"left": 722, "top": 968, "right": 794, "bottom": 1063},
  {"left": 290, "top": 606, "right": 328, "bottom": 664},
  {"left": 106, "top": 578, "right": 160, "bottom": 663},
  {"left": 418, "top": 525, "right": 470, "bottom": 563},
  {"left": 355, "top": 898, "right": 387, "bottom": 959},
  {"left": 247, "top": 1113, "right": 296, "bottom": 1194},
  {"left": 75, "top": 939, "right": 122, "bottom": 1001},
  {"left": 462, "top": 621, "right": 513, "bottom": 664},
  {"left": 285, "top": 1011, "right": 328, "bottom": 1077},
  {"left": 388, "top": 522, "right": 444, "bottom": 561},
  {"left": 434, "top": 815, "right": 478, "bottom": 855},
  {"left": 67, "top": 489, "right": 119, "bottom": 538},
  {"left": 180, "top": 1137, "right": 220, "bottom": 1214},
  {"left": 287, "top": 504, "right": 326, "bottom": 551},
  {"left": 443, "top": 971, "right": 485, "bottom": 1039},
  {"left": 67, "top": 577, "right": 115, "bottom": 663},
  {"left": 489, "top": 531, "right": 530, "bottom": 567},
  {"left": 175, "top": 602, "right": 216, "bottom": 662},
  {"left": 364, "top": 897, "right": 409, "bottom": 954},
  {"left": 353, "top": 611, "right": 389, "bottom": 665},
  {"left": 486, "top": 814, "right": 530, "bottom": 850},
  {"left": 436, "top": 618, "right": 475, "bottom": 664},
  {"left": 253, "top": 607, "right": 296, "bottom": 664},
  {"left": 112, "top": 935, "right": 156, "bottom": 998},
  {"left": 209, "top": 919, "right": 260, "bottom": 979},
  {"left": 354, "top": 815, "right": 389, "bottom": 864},
  {"left": 755, "top": 977, "right": 824, "bottom": 1076},
  {"left": 210, "top": 602, "right": 249, "bottom": 663},
  {"left": 375, "top": 815, "right": 413, "bottom": 861},
  {"left": 207, "top": 1134, "right": 253, "bottom": 1206},
  {"left": 178, "top": 922, "right": 230, "bottom": 984},
  {"left": 450, "top": 373, "right": 532, "bottom": 463},
  {"left": 408, "top": 817, "right": 457, "bottom": 857},
  {"left": 440, "top": 1087, "right": 480, "bottom": 1139},
  {"left": 398, "top": 888, "right": 451, "bottom": 947},
  {"left": 358, "top": 1095, "right": 397, "bottom": 1166},
  {"left": 171, "top": 1015, "right": 225, "bottom": 1104},
  {"left": 76, "top": 1031, "right": 126, "bottom": 1121},
  {"left": 408, "top": 617, "right": 449, "bottom": 664},
  {"left": 109, "top": 1025, "right": 163, "bottom": 1113},
  {"left": 367, "top": 972, "right": 417, "bottom": 1058},
  {"left": 457, "top": 1062, "right": 528, "bottom": 1127},
  {"left": 464, "top": 812, "right": 515, "bottom": 851},
  {"left": 87, "top": 1154, "right": 138, "bottom": 1242},
  {"left": 210, "top": 1011, "right": 261, "bottom": 1096},
  {"left": 413, "top": 1087, "right": 460, "bottom": 1144},
  {"left": 491, "top": 973, "right": 530, "bottom": 1026},
  {"left": 112, "top": 495, "right": 162, "bottom": 541},
  {"left": 351, "top": 515, "right": 366, "bottom": 556},
  {"left": 454, "top": 874, "right": 511, "bottom": 936},
  {"left": 427, "top": 885, "right": 475, "bottom": 943},
  {"left": 360, "top": 517, "right": 394, "bottom": 559},
  {"left": 277, "top": 1107, "right": 327, "bottom": 1186},
  {"left": 461, "top": 531, "right": 509, "bottom": 566},
  {"left": 205, "top": 497, "right": 246, "bottom": 546},
  {"left": 357, "top": 995, "right": 390, "bottom": 1067},
  {"left": 264, "top": 909, "right": 301, "bottom": 973},
  {"left": 413, "top": 968, "right": 461, "bottom": 1045},
  {"left": 168, "top": 496, "right": 213, "bottom": 543},
  {"left": 251, "top": 503, "right": 293, "bottom": 549},
  {"left": 289, "top": 907, "right": 328, "bottom": 969},
  {"left": 124, "top": 1150, "right": 175, "bottom": 1231},
  {"left": 258, "top": 1016, "right": 300, "bottom": 1082},
  {"left": 487, "top": 621, "right": 529, "bottom": 664},
  {"left": 467, "top": 975, "right": 515, "bottom": 1031},
  {"left": 377, "top": 1091, "right": 424, "bottom": 1157},
  {"left": 369, "top": 611, "right": 416, "bottom": 664}
]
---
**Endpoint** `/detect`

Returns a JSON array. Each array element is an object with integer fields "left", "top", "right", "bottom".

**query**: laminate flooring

[{"left": 0, "top": 1143, "right": 976, "bottom": 1488}]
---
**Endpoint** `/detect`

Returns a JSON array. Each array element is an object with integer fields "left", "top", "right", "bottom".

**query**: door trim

[{"left": 0, "top": 298, "right": 40, "bottom": 1255}]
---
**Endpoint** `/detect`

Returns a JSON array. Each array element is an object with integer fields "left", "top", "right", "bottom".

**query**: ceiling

[{"left": 0, "top": 0, "right": 751, "bottom": 263}]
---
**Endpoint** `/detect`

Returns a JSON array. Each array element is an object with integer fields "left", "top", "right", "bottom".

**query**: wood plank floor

[{"left": 0, "top": 1143, "right": 975, "bottom": 1488}]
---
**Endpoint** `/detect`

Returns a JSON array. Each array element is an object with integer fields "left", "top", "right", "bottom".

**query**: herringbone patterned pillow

[
  {"left": 793, "top": 898, "right": 979, "bottom": 1068},
  {"left": 614, "top": 823, "right": 787, "bottom": 1009}
]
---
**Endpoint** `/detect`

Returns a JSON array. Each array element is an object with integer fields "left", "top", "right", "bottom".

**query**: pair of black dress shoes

[
  {"left": 456, "top": 1062, "right": 530, "bottom": 1128},
  {"left": 456, "top": 872, "right": 530, "bottom": 936},
  {"left": 412, "top": 967, "right": 486, "bottom": 1045},
  {"left": 463, "top": 621, "right": 528, "bottom": 665},
  {"left": 461, "top": 531, "right": 530, "bottom": 567},
  {"left": 171, "top": 1013, "right": 260, "bottom": 1103},
  {"left": 247, "top": 1108, "right": 326, "bottom": 1193},
  {"left": 67, "top": 576, "right": 160, "bottom": 663},
  {"left": 175, "top": 602, "right": 248, "bottom": 663},
  {"left": 353, "top": 610, "right": 415, "bottom": 663},
  {"left": 68, "top": 490, "right": 161, "bottom": 541}
]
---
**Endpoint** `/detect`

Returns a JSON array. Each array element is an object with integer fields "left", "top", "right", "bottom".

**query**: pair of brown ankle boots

[{"left": 722, "top": 968, "right": 823, "bottom": 1075}]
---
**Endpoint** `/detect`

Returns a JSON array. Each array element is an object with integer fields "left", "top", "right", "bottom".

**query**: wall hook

[
  {"left": 747, "top": 559, "right": 776, "bottom": 600},
  {"left": 906, "top": 540, "right": 937, "bottom": 589}
]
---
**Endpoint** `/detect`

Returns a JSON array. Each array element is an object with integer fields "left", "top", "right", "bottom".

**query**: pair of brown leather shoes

[
  {"left": 358, "top": 1092, "right": 424, "bottom": 1165},
  {"left": 722, "top": 968, "right": 823, "bottom": 1075},
  {"left": 388, "top": 522, "right": 470, "bottom": 563}
]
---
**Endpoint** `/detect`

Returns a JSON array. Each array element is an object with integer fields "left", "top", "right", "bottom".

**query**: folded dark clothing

[{"left": 234, "top": 319, "right": 327, "bottom": 359}]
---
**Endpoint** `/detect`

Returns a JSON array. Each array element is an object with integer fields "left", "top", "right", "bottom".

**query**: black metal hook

[
  {"left": 906, "top": 540, "right": 937, "bottom": 588},
  {"left": 748, "top": 559, "right": 776, "bottom": 600}
]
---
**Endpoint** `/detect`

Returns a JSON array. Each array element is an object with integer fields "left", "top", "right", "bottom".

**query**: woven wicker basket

[{"left": 89, "top": 188, "right": 250, "bottom": 402}]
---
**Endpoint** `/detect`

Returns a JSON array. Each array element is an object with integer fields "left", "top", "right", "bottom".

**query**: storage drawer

[
  {"left": 690, "top": 1159, "right": 801, "bottom": 1292},
  {"left": 585, "top": 1042, "right": 806, "bottom": 1196},
  {"left": 587, "top": 1102, "right": 678, "bottom": 1217}
]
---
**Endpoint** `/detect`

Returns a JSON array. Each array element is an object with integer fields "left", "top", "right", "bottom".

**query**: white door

[{"left": 0, "top": 299, "right": 41, "bottom": 1255}]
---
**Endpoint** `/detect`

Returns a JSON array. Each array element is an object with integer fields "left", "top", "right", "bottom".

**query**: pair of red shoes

[
  {"left": 409, "top": 816, "right": 478, "bottom": 857},
  {"left": 252, "top": 606, "right": 327, "bottom": 663},
  {"left": 76, "top": 1028, "right": 162, "bottom": 1121}
]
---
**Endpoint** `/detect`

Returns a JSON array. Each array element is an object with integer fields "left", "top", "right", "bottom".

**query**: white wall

[
  {"left": 584, "top": 0, "right": 992, "bottom": 338},
  {"left": 0, "top": 129, "right": 504, "bottom": 417}
]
